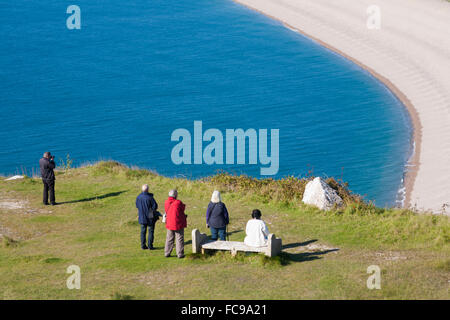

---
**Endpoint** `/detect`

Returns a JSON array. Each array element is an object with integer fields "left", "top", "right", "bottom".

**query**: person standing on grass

[
  {"left": 244, "top": 209, "right": 269, "bottom": 247},
  {"left": 39, "top": 152, "right": 56, "bottom": 206},
  {"left": 136, "top": 184, "right": 159, "bottom": 250},
  {"left": 164, "top": 189, "right": 187, "bottom": 258},
  {"left": 206, "top": 190, "right": 229, "bottom": 241}
]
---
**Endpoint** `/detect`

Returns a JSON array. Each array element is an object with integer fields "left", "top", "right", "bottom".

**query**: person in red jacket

[{"left": 164, "top": 189, "right": 187, "bottom": 258}]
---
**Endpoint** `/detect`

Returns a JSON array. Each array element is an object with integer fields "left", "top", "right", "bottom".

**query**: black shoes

[
  {"left": 142, "top": 246, "right": 149, "bottom": 250},
  {"left": 149, "top": 246, "right": 155, "bottom": 250}
]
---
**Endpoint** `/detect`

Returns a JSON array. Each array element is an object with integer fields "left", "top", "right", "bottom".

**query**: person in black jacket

[
  {"left": 206, "top": 190, "right": 229, "bottom": 241},
  {"left": 39, "top": 152, "right": 56, "bottom": 205},
  {"left": 136, "top": 184, "right": 160, "bottom": 250}
]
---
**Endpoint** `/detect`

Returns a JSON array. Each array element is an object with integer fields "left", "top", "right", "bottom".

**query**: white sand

[{"left": 234, "top": 0, "right": 450, "bottom": 213}]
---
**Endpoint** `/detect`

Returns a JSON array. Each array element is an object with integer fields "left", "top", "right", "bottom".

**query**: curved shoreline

[
  {"left": 233, "top": 0, "right": 422, "bottom": 207},
  {"left": 280, "top": 22, "right": 422, "bottom": 208}
]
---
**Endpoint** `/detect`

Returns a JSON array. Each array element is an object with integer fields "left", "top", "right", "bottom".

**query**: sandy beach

[{"left": 234, "top": 0, "right": 450, "bottom": 213}]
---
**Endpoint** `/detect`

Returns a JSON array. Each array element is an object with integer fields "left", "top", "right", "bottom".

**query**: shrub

[
  {"left": 204, "top": 172, "right": 361, "bottom": 205},
  {"left": 125, "top": 167, "right": 154, "bottom": 179},
  {"left": 91, "top": 161, "right": 128, "bottom": 176}
]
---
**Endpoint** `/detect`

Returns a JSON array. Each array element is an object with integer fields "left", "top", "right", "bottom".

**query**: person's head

[
  {"left": 141, "top": 184, "right": 149, "bottom": 193},
  {"left": 251, "top": 209, "right": 262, "bottom": 220},
  {"left": 211, "top": 190, "right": 221, "bottom": 203},
  {"left": 168, "top": 189, "right": 178, "bottom": 199},
  {"left": 43, "top": 152, "right": 51, "bottom": 159}
]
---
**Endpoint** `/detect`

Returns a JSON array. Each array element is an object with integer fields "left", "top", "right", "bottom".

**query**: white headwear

[{"left": 211, "top": 190, "right": 221, "bottom": 203}]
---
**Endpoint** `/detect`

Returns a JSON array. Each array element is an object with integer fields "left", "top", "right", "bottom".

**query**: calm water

[{"left": 0, "top": 0, "right": 412, "bottom": 207}]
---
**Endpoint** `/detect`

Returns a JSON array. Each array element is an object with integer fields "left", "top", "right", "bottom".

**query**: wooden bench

[{"left": 191, "top": 229, "right": 282, "bottom": 257}]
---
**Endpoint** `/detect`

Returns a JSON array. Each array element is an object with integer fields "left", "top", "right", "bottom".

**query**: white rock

[
  {"left": 302, "top": 177, "right": 343, "bottom": 210},
  {"left": 5, "top": 175, "right": 24, "bottom": 181}
]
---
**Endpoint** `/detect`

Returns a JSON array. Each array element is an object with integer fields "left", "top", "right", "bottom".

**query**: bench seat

[
  {"left": 192, "top": 229, "right": 282, "bottom": 257},
  {"left": 202, "top": 240, "right": 267, "bottom": 253}
]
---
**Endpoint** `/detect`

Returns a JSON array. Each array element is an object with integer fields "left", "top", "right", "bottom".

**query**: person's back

[
  {"left": 244, "top": 209, "right": 269, "bottom": 247},
  {"left": 136, "top": 191, "right": 157, "bottom": 225},
  {"left": 39, "top": 157, "right": 55, "bottom": 181},
  {"left": 206, "top": 190, "right": 229, "bottom": 241},
  {"left": 165, "top": 196, "right": 187, "bottom": 231},
  {"left": 206, "top": 201, "right": 229, "bottom": 229}
]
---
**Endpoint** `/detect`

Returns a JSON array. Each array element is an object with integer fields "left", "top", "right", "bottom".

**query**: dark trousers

[
  {"left": 140, "top": 222, "right": 155, "bottom": 248},
  {"left": 42, "top": 179, "right": 55, "bottom": 204},
  {"left": 210, "top": 226, "right": 226, "bottom": 241}
]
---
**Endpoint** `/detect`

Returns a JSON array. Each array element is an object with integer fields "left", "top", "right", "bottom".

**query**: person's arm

[
  {"left": 164, "top": 201, "right": 169, "bottom": 214},
  {"left": 136, "top": 197, "right": 140, "bottom": 219},
  {"left": 152, "top": 198, "right": 158, "bottom": 212},
  {"left": 178, "top": 202, "right": 187, "bottom": 227},
  {"left": 48, "top": 159, "right": 56, "bottom": 169},
  {"left": 223, "top": 204, "right": 229, "bottom": 225},
  {"left": 181, "top": 203, "right": 187, "bottom": 218},
  {"left": 206, "top": 203, "right": 211, "bottom": 226},
  {"left": 245, "top": 221, "right": 250, "bottom": 236},
  {"left": 261, "top": 221, "right": 269, "bottom": 238}
]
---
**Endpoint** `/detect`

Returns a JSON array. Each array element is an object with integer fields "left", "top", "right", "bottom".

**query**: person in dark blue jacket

[
  {"left": 136, "top": 184, "right": 159, "bottom": 250},
  {"left": 206, "top": 190, "right": 229, "bottom": 241}
]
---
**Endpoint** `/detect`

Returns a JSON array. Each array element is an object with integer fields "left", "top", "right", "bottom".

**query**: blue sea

[{"left": 0, "top": 0, "right": 412, "bottom": 207}]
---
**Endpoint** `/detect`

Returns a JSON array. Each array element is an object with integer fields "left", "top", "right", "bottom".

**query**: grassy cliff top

[{"left": 0, "top": 161, "right": 448, "bottom": 299}]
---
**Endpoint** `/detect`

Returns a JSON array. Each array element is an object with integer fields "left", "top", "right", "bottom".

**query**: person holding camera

[
  {"left": 39, "top": 152, "right": 56, "bottom": 205},
  {"left": 136, "top": 184, "right": 160, "bottom": 250}
]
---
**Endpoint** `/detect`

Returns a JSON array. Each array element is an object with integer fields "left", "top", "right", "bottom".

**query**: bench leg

[
  {"left": 266, "top": 234, "right": 282, "bottom": 257},
  {"left": 201, "top": 248, "right": 205, "bottom": 255}
]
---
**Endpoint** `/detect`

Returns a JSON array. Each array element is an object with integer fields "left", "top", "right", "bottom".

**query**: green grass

[{"left": 0, "top": 161, "right": 448, "bottom": 299}]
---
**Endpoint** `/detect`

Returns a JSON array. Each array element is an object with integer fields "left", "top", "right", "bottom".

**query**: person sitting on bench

[{"left": 244, "top": 209, "right": 270, "bottom": 247}]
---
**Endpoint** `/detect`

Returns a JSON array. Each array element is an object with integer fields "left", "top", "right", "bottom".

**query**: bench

[{"left": 191, "top": 229, "right": 282, "bottom": 257}]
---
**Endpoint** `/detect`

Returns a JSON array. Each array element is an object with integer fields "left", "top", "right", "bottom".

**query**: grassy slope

[{"left": 0, "top": 161, "right": 448, "bottom": 299}]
